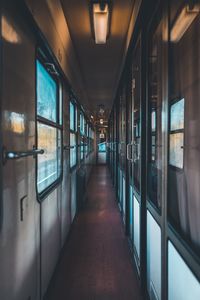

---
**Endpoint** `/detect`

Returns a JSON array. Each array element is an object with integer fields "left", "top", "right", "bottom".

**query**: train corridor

[{"left": 45, "top": 165, "right": 141, "bottom": 300}]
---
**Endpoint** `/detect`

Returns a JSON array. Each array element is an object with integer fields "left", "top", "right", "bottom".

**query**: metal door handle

[
  {"left": 63, "top": 145, "right": 75, "bottom": 150},
  {"left": 3, "top": 146, "right": 44, "bottom": 163}
]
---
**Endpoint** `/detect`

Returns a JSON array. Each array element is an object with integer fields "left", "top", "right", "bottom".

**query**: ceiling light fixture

[
  {"left": 92, "top": 1, "right": 110, "bottom": 44},
  {"left": 171, "top": 4, "right": 200, "bottom": 42}
]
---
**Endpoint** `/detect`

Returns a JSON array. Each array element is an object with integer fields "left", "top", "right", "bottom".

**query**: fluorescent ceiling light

[
  {"left": 93, "top": 3, "right": 109, "bottom": 44},
  {"left": 171, "top": 5, "right": 200, "bottom": 42}
]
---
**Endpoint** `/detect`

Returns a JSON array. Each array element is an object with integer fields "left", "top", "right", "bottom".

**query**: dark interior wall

[
  {"left": 0, "top": 4, "right": 40, "bottom": 299},
  {"left": 0, "top": 2, "right": 95, "bottom": 300}
]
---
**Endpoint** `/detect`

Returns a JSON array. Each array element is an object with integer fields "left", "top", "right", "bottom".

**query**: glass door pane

[
  {"left": 131, "top": 38, "right": 142, "bottom": 271},
  {"left": 132, "top": 40, "right": 141, "bottom": 194}
]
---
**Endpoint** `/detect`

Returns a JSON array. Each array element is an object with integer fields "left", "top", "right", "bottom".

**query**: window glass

[
  {"left": 80, "top": 113, "right": 85, "bottom": 135},
  {"left": 70, "top": 102, "right": 75, "bottom": 131},
  {"left": 81, "top": 140, "right": 84, "bottom": 160},
  {"left": 169, "top": 133, "right": 184, "bottom": 168},
  {"left": 151, "top": 111, "right": 156, "bottom": 132},
  {"left": 70, "top": 101, "right": 77, "bottom": 168},
  {"left": 168, "top": 0, "right": 200, "bottom": 254},
  {"left": 37, "top": 60, "right": 57, "bottom": 122},
  {"left": 147, "top": 16, "right": 163, "bottom": 211},
  {"left": 70, "top": 133, "right": 76, "bottom": 168},
  {"left": 132, "top": 41, "right": 141, "bottom": 193},
  {"left": 75, "top": 107, "right": 78, "bottom": 132},
  {"left": 170, "top": 99, "right": 184, "bottom": 131},
  {"left": 36, "top": 58, "right": 62, "bottom": 196},
  {"left": 169, "top": 99, "right": 184, "bottom": 169},
  {"left": 98, "top": 142, "right": 106, "bottom": 152},
  {"left": 37, "top": 123, "right": 61, "bottom": 193}
]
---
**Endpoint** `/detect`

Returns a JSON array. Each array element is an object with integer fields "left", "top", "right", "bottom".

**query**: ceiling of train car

[{"left": 61, "top": 0, "right": 135, "bottom": 120}]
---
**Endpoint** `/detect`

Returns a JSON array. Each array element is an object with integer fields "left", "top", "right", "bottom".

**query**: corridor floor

[{"left": 45, "top": 166, "right": 141, "bottom": 300}]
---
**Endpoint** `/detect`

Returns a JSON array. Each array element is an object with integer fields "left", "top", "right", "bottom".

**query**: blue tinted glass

[
  {"left": 80, "top": 113, "right": 85, "bottom": 135},
  {"left": 37, "top": 60, "right": 57, "bottom": 122},
  {"left": 70, "top": 102, "right": 75, "bottom": 131},
  {"left": 81, "top": 141, "right": 84, "bottom": 160},
  {"left": 170, "top": 99, "right": 184, "bottom": 131},
  {"left": 70, "top": 133, "right": 76, "bottom": 167},
  {"left": 98, "top": 142, "right": 106, "bottom": 152}
]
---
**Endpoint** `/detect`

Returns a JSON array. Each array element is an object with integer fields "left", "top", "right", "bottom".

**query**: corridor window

[
  {"left": 169, "top": 99, "right": 184, "bottom": 169},
  {"left": 70, "top": 101, "right": 75, "bottom": 131},
  {"left": 70, "top": 132, "right": 76, "bottom": 168},
  {"left": 85, "top": 122, "right": 89, "bottom": 156},
  {"left": 147, "top": 14, "right": 163, "bottom": 210},
  {"left": 37, "top": 61, "right": 57, "bottom": 122},
  {"left": 80, "top": 112, "right": 85, "bottom": 135},
  {"left": 151, "top": 110, "right": 156, "bottom": 161},
  {"left": 70, "top": 100, "right": 77, "bottom": 169},
  {"left": 168, "top": 0, "right": 200, "bottom": 255},
  {"left": 81, "top": 140, "right": 84, "bottom": 160},
  {"left": 36, "top": 59, "right": 62, "bottom": 197}
]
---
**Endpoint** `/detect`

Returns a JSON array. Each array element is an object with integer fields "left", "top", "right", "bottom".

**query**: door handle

[
  {"left": 63, "top": 145, "right": 75, "bottom": 150},
  {"left": 3, "top": 146, "right": 44, "bottom": 163}
]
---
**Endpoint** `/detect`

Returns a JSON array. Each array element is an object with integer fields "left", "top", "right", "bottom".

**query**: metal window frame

[
  {"left": 69, "top": 99, "right": 78, "bottom": 171},
  {"left": 35, "top": 52, "right": 63, "bottom": 202}
]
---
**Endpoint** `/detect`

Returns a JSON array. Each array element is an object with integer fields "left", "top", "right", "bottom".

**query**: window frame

[
  {"left": 36, "top": 53, "right": 63, "bottom": 201},
  {"left": 79, "top": 110, "right": 85, "bottom": 161},
  {"left": 69, "top": 99, "right": 77, "bottom": 171}
]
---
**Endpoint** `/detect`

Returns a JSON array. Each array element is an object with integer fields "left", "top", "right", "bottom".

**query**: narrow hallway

[{"left": 45, "top": 166, "right": 141, "bottom": 300}]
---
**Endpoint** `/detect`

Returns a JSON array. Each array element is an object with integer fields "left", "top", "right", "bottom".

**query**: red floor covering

[{"left": 45, "top": 166, "right": 141, "bottom": 300}]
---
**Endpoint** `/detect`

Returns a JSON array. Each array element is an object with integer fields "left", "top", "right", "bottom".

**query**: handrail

[{"left": 63, "top": 145, "right": 75, "bottom": 150}]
